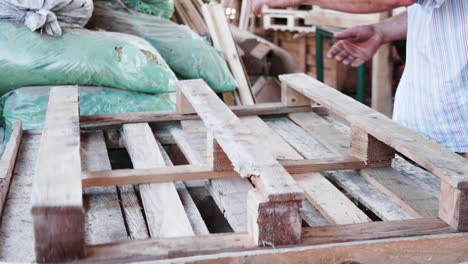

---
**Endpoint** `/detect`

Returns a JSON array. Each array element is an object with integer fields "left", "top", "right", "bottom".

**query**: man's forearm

[
  {"left": 373, "top": 12, "right": 408, "bottom": 42},
  {"left": 256, "top": 0, "right": 416, "bottom": 14},
  {"left": 306, "top": 0, "right": 416, "bottom": 13}
]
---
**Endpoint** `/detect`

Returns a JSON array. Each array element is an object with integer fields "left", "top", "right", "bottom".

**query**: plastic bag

[
  {"left": 0, "top": 0, "right": 93, "bottom": 36},
  {"left": 122, "top": 0, "right": 174, "bottom": 19},
  {"left": 0, "top": 86, "right": 176, "bottom": 135},
  {"left": 88, "top": 1, "right": 238, "bottom": 93},
  {"left": 0, "top": 21, "right": 178, "bottom": 96}
]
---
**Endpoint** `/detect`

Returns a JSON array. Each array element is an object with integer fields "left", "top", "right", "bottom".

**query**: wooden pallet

[
  {"left": 1, "top": 75, "right": 468, "bottom": 263},
  {"left": 262, "top": 7, "right": 315, "bottom": 33}
]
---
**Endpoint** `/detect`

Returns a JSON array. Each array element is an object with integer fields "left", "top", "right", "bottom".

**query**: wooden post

[
  {"left": 31, "top": 87, "right": 85, "bottom": 262},
  {"left": 439, "top": 181, "right": 468, "bottom": 231},
  {"left": 177, "top": 83, "right": 196, "bottom": 114},
  {"left": 351, "top": 125, "right": 395, "bottom": 164},
  {"left": 247, "top": 190, "right": 302, "bottom": 246},
  {"left": 207, "top": 133, "right": 234, "bottom": 171},
  {"left": 281, "top": 83, "right": 311, "bottom": 107}
]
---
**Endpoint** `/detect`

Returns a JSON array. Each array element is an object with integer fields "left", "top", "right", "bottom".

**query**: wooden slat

[
  {"left": 265, "top": 117, "right": 413, "bottom": 221},
  {"left": 81, "top": 131, "right": 128, "bottom": 244},
  {"left": 280, "top": 73, "right": 468, "bottom": 189},
  {"left": 174, "top": 0, "right": 209, "bottom": 36},
  {"left": 84, "top": 218, "right": 454, "bottom": 263},
  {"left": 171, "top": 120, "right": 254, "bottom": 233},
  {"left": 202, "top": 3, "right": 254, "bottom": 105},
  {"left": 80, "top": 103, "right": 311, "bottom": 129},
  {"left": 179, "top": 79, "right": 303, "bottom": 202},
  {"left": 0, "top": 122, "right": 22, "bottom": 216},
  {"left": 31, "top": 86, "right": 84, "bottom": 262},
  {"left": 290, "top": 111, "right": 439, "bottom": 218},
  {"left": 82, "top": 165, "right": 236, "bottom": 187},
  {"left": 248, "top": 116, "right": 369, "bottom": 225},
  {"left": 0, "top": 134, "right": 40, "bottom": 262},
  {"left": 122, "top": 123, "right": 194, "bottom": 238},
  {"left": 156, "top": 141, "right": 210, "bottom": 235}
]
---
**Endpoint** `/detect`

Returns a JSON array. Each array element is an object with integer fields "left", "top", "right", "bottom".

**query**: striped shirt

[{"left": 393, "top": 0, "right": 468, "bottom": 152}]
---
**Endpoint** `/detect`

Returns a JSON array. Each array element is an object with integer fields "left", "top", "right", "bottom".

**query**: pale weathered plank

[
  {"left": 289, "top": 112, "right": 438, "bottom": 218},
  {"left": 202, "top": 3, "right": 254, "bottom": 105},
  {"left": 0, "top": 122, "right": 22, "bottom": 215},
  {"left": 122, "top": 123, "right": 194, "bottom": 238},
  {"left": 84, "top": 218, "right": 456, "bottom": 263},
  {"left": 265, "top": 117, "right": 412, "bottom": 221},
  {"left": 280, "top": 73, "right": 468, "bottom": 190},
  {"left": 171, "top": 120, "right": 253, "bottom": 232},
  {"left": 31, "top": 86, "right": 84, "bottom": 262},
  {"left": 178, "top": 79, "right": 303, "bottom": 202},
  {"left": 81, "top": 131, "right": 128, "bottom": 244},
  {"left": 80, "top": 103, "right": 310, "bottom": 129},
  {"left": 155, "top": 140, "right": 209, "bottom": 235},
  {"left": 0, "top": 134, "right": 41, "bottom": 262}
]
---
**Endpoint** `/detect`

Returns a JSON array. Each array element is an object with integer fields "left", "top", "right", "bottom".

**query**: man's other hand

[{"left": 327, "top": 25, "right": 385, "bottom": 67}]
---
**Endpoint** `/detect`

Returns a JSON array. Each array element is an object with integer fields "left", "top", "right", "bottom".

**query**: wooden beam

[
  {"left": 202, "top": 3, "right": 255, "bottom": 105},
  {"left": 439, "top": 181, "right": 468, "bottom": 231},
  {"left": 178, "top": 79, "right": 303, "bottom": 245},
  {"left": 31, "top": 86, "right": 84, "bottom": 262},
  {"left": 122, "top": 123, "right": 194, "bottom": 237},
  {"left": 351, "top": 125, "right": 395, "bottom": 163},
  {"left": 84, "top": 218, "right": 455, "bottom": 263},
  {"left": 80, "top": 103, "right": 311, "bottom": 129},
  {"left": 0, "top": 122, "right": 22, "bottom": 216},
  {"left": 81, "top": 131, "right": 129, "bottom": 244},
  {"left": 266, "top": 117, "right": 413, "bottom": 221},
  {"left": 83, "top": 156, "right": 390, "bottom": 188},
  {"left": 280, "top": 73, "right": 468, "bottom": 190},
  {"left": 281, "top": 83, "right": 311, "bottom": 107}
]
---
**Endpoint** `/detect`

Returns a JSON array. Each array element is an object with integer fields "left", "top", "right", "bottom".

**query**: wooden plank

[
  {"left": 202, "top": 3, "right": 255, "bottom": 105},
  {"left": 84, "top": 218, "right": 455, "bottom": 263},
  {"left": 174, "top": 0, "right": 209, "bottom": 36},
  {"left": 122, "top": 123, "right": 194, "bottom": 238},
  {"left": 156, "top": 141, "right": 210, "bottom": 235},
  {"left": 351, "top": 125, "right": 396, "bottom": 163},
  {"left": 80, "top": 103, "right": 311, "bottom": 129},
  {"left": 360, "top": 168, "right": 438, "bottom": 218},
  {"left": 280, "top": 73, "right": 468, "bottom": 190},
  {"left": 0, "top": 134, "right": 40, "bottom": 262},
  {"left": 265, "top": 117, "right": 413, "bottom": 221},
  {"left": 179, "top": 79, "right": 303, "bottom": 202},
  {"left": 171, "top": 120, "right": 254, "bottom": 233},
  {"left": 290, "top": 111, "right": 439, "bottom": 219},
  {"left": 31, "top": 86, "right": 84, "bottom": 262},
  {"left": 241, "top": 116, "right": 369, "bottom": 225},
  {"left": 0, "top": 122, "right": 22, "bottom": 216},
  {"left": 81, "top": 131, "right": 128, "bottom": 244}
]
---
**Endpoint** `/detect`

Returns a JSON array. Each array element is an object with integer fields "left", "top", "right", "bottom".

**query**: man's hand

[{"left": 328, "top": 25, "right": 385, "bottom": 67}]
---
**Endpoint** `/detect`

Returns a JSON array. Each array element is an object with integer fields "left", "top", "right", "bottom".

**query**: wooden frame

[{"left": 24, "top": 75, "right": 468, "bottom": 262}]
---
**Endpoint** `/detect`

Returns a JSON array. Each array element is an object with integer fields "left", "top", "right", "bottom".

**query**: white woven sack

[{"left": 0, "top": 0, "right": 93, "bottom": 36}]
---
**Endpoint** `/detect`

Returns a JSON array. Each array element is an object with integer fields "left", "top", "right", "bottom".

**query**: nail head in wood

[{"left": 281, "top": 83, "right": 311, "bottom": 107}]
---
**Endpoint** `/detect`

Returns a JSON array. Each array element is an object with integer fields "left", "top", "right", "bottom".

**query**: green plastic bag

[
  {"left": 122, "top": 0, "right": 174, "bottom": 19},
  {"left": 88, "top": 1, "right": 238, "bottom": 93},
  {"left": 0, "top": 21, "right": 178, "bottom": 96},
  {"left": 0, "top": 86, "right": 175, "bottom": 134}
]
